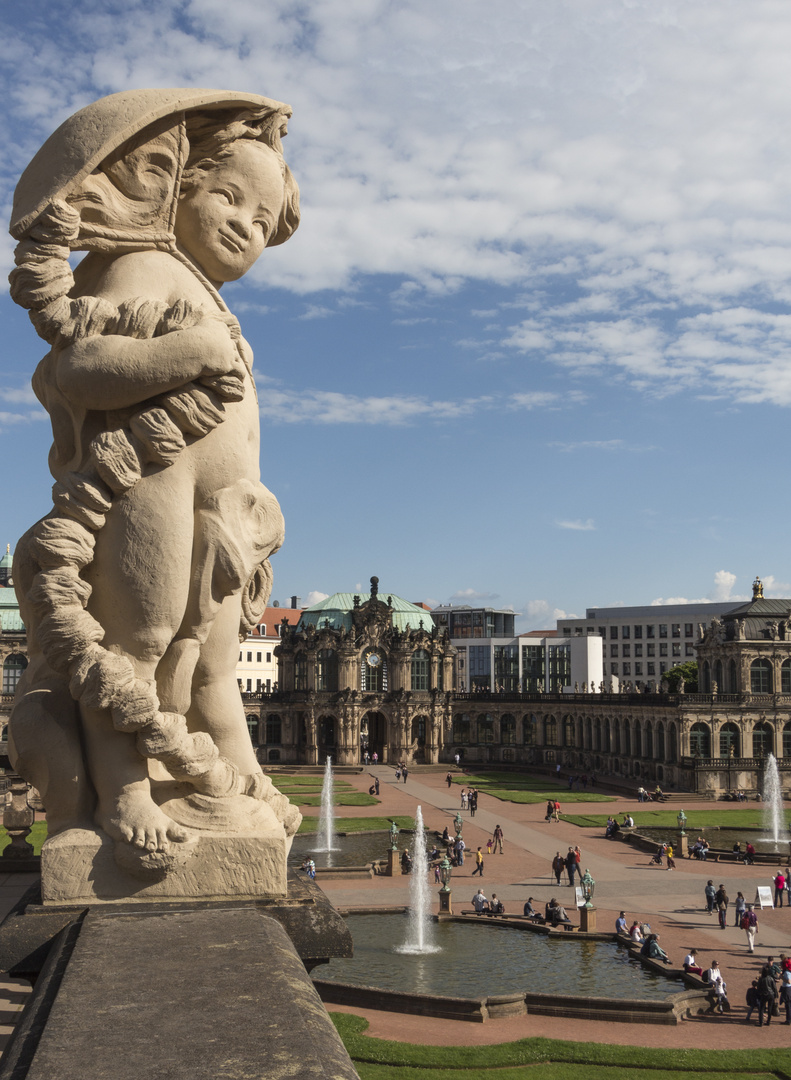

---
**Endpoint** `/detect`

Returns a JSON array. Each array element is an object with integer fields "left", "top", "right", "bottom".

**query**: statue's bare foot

[{"left": 99, "top": 788, "right": 192, "bottom": 853}]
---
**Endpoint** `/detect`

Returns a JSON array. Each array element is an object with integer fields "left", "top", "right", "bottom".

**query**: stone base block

[{"left": 41, "top": 827, "right": 289, "bottom": 905}]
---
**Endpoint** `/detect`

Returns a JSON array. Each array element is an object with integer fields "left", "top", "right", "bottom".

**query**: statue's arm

[{"left": 55, "top": 315, "right": 241, "bottom": 411}]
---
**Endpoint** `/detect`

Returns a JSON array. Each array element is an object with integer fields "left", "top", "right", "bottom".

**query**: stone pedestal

[
  {"left": 580, "top": 905, "right": 597, "bottom": 933},
  {"left": 386, "top": 849, "right": 399, "bottom": 877},
  {"left": 40, "top": 826, "right": 290, "bottom": 905},
  {"left": 678, "top": 834, "right": 689, "bottom": 858},
  {"left": 0, "top": 903, "right": 358, "bottom": 1080},
  {"left": 438, "top": 888, "right": 452, "bottom": 915}
]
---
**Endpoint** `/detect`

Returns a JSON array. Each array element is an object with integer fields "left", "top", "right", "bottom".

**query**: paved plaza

[{"left": 314, "top": 765, "right": 791, "bottom": 1049}]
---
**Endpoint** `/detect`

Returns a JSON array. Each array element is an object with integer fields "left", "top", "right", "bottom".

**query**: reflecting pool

[
  {"left": 290, "top": 832, "right": 394, "bottom": 868},
  {"left": 320, "top": 914, "right": 685, "bottom": 1000}
]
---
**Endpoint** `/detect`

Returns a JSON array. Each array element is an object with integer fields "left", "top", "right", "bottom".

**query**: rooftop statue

[{"left": 8, "top": 89, "right": 302, "bottom": 899}]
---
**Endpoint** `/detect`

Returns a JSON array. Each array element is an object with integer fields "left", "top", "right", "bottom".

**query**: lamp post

[
  {"left": 676, "top": 808, "right": 688, "bottom": 857},
  {"left": 579, "top": 867, "right": 597, "bottom": 932},
  {"left": 438, "top": 855, "right": 453, "bottom": 914}
]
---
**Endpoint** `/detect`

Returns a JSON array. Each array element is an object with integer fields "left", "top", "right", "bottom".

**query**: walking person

[
  {"left": 493, "top": 824, "right": 504, "bottom": 854},
  {"left": 734, "top": 890, "right": 746, "bottom": 927},
  {"left": 715, "top": 883, "right": 729, "bottom": 929},
  {"left": 460, "top": 788, "right": 467, "bottom": 809},
  {"left": 781, "top": 969, "right": 791, "bottom": 1025},
  {"left": 553, "top": 799, "right": 561, "bottom": 823},
  {"left": 705, "top": 879, "right": 716, "bottom": 915},
  {"left": 545, "top": 799, "right": 554, "bottom": 823},
  {"left": 472, "top": 846, "right": 484, "bottom": 877},
  {"left": 552, "top": 851, "right": 565, "bottom": 887},
  {"left": 666, "top": 843, "right": 676, "bottom": 870},
  {"left": 565, "top": 847, "right": 577, "bottom": 889},
  {"left": 469, "top": 790, "right": 477, "bottom": 818},
  {"left": 745, "top": 980, "right": 759, "bottom": 1025},
  {"left": 774, "top": 869, "right": 786, "bottom": 908},
  {"left": 741, "top": 904, "right": 758, "bottom": 953},
  {"left": 446, "top": 772, "right": 453, "bottom": 789},
  {"left": 757, "top": 964, "right": 778, "bottom": 1026}
]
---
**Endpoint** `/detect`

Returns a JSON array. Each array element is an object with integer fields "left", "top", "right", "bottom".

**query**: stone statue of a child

[{"left": 8, "top": 90, "right": 302, "bottom": 889}]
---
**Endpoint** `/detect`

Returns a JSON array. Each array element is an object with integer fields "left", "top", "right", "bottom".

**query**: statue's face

[{"left": 175, "top": 140, "right": 284, "bottom": 283}]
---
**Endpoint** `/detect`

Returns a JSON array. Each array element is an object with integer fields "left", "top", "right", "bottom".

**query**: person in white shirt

[
  {"left": 471, "top": 889, "right": 487, "bottom": 913},
  {"left": 705, "top": 960, "right": 727, "bottom": 1013}
]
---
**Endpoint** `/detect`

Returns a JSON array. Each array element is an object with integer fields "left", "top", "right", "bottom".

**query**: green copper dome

[{"left": 299, "top": 584, "right": 435, "bottom": 635}]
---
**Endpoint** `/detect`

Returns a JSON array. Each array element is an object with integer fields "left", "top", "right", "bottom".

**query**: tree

[{"left": 664, "top": 661, "right": 698, "bottom": 693}]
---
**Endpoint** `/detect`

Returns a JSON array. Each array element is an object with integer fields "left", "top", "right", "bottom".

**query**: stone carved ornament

[{"left": 7, "top": 89, "right": 302, "bottom": 877}]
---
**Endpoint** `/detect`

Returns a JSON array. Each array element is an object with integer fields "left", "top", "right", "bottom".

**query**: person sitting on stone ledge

[
  {"left": 629, "top": 920, "right": 644, "bottom": 942},
  {"left": 401, "top": 849, "right": 412, "bottom": 874},
  {"left": 545, "top": 898, "right": 573, "bottom": 927},
  {"left": 641, "top": 933, "right": 671, "bottom": 964},
  {"left": 489, "top": 894, "right": 504, "bottom": 916},
  {"left": 472, "top": 889, "right": 488, "bottom": 914},
  {"left": 683, "top": 948, "right": 703, "bottom": 976},
  {"left": 523, "top": 897, "right": 545, "bottom": 923}
]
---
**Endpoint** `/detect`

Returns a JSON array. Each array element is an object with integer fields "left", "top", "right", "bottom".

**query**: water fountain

[
  {"left": 395, "top": 805, "right": 440, "bottom": 955},
  {"left": 762, "top": 753, "right": 785, "bottom": 845},
  {"left": 313, "top": 756, "right": 339, "bottom": 858}
]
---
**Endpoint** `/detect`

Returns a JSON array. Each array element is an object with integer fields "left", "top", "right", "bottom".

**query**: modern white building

[
  {"left": 557, "top": 602, "right": 738, "bottom": 688},
  {"left": 432, "top": 605, "right": 603, "bottom": 693}
]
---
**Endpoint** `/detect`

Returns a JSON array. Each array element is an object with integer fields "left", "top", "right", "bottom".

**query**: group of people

[
  {"left": 544, "top": 799, "right": 562, "bottom": 822},
  {"left": 551, "top": 846, "right": 582, "bottom": 887},
  {"left": 459, "top": 787, "right": 480, "bottom": 815},
  {"left": 394, "top": 762, "right": 409, "bottom": 783},
  {"left": 471, "top": 889, "right": 505, "bottom": 915},
  {"left": 565, "top": 773, "right": 593, "bottom": 791},
  {"left": 635, "top": 785, "right": 666, "bottom": 802},
  {"left": 746, "top": 957, "right": 791, "bottom": 1025}
]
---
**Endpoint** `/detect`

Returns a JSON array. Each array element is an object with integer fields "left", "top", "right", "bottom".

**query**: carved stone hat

[{"left": 10, "top": 88, "right": 292, "bottom": 250}]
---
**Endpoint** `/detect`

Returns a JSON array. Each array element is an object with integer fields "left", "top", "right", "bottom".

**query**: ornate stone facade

[{"left": 259, "top": 578, "right": 456, "bottom": 765}]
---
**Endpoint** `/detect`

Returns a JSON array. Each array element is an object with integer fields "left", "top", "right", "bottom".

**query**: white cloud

[
  {"left": 259, "top": 388, "right": 492, "bottom": 425},
  {"left": 519, "top": 599, "right": 575, "bottom": 633},
  {"left": 446, "top": 588, "right": 501, "bottom": 605},
  {"left": 651, "top": 570, "right": 751, "bottom": 606},
  {"left": 303, "top": 590, "right": 329, "bottom": 607},
  {"left": 556, "top": 518, "right": 595, "bottom": 531}
]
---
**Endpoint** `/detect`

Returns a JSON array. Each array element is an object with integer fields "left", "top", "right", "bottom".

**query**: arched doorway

[
  {"left": 364, "top": 711, "right": 389, "bottom": 762},
  {"left": 318, "top": 715, "right": 338, "bottom": 762}
]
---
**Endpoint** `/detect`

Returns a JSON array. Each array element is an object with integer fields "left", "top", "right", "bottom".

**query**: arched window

[
  {"left": 563, "top": 715, "right": 574, "bottom": 747},
  {"left": 614, "top": 719, "right": 621, "bottom": 755},
  {"left": 319, "top": 716, "right": 336, "bottom": 747},
  {"left": 411, "top": 716, "right": 427, "bottom": 745},
  {"left": 577, "top": 717, "right": 584, "bottom": 747},
  {"left": 411, "top": 649, "right": 430, "bottom": 691},
  {"left": 266, "top": 714, "right": 282, "bottom": 744},
  {"left": 317, "top": 649, "right": 338, "bottom": 692},
  {"left": 753, "top": 722, "right": 773, "bottom": 758},
  {"left": 585, "top": 717, "right": 592, "bottom": 750},
  {"left": 246, "top": 715, "right": 259, "bottom": 743},
  {"left": 544, "top": 715, "right": 557, "bottom": 745},
  {"left": 453, "top": 714, "right": 471, "bottom": 744},
  {"left": 729, "top": 659, "right": 738, "bottom": 693},
  {"left": 294, "top": 653, "right": 307, "bottom": 691},
  {"left": 668, "top": 724, "right": 677, "bottom": 763},
  {"left": 361, "top": 649, "right": 388, "bottom": 692},
  {"left": 594, "top": 718, "right": 601, "bottom": 751},
  {"left": 633, "top": 723, "right": 642, "bottom": 758},
  {"left": 644, "top": 722, "right": 653, "bottom": 758},
  {"left": 623, "top": 720, "right": 631, "bottom": 756},
  {"left": 751, "top": 658, "right": 773, "bottom": 694},
  {"left": 782, "top": 659, "right": 791, "bottom": 694},
  {"left": 477, "top": 714, "right": 494, "bottom": 744},
  {"left": 501, "top": 715, "right": 516, "bottom": 745},
  {"left": 719, "top": 722, "right": 740, "bottom": 757},
  {"left": 656, "top": 722, "right": 665, "bottom": 761},
  {"left": 783, "top": 722, "right": 791, "bottom": 759},
  {"left": 689, "top": 722, "right": 711, "bottom": 757},
  {"left": 523, "top": 714, "right": 537, "bottom": 745},
  {"left": 2, "top": 654, "right": 27, "bottom": 695},
  {"left": 715, "top": 660, "right": 723, "bottom": 690},
  {"left": 268, "top": 748, "right": 281, "bottom": 762},
  {"left": 603, "top": 719, "right": 611, "bottom": 753}
]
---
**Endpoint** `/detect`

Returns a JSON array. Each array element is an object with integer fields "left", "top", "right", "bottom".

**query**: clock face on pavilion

[{"left": 366, "top": 652, "right": 382, "bottom": 668}]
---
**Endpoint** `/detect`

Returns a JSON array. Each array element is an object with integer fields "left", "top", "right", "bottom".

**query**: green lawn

[
  {"left": 331, "top": 1013, "right": 790, "bottom": 1078},
  {"left": 454, "top": 772, "right": 615, "bottom": 805},
  {"left": 292, "top": 792, "right": 379, "bottom": 808},
  {"left": 563, "top": 808, "right": 791, "bottom": 829},
  {"left": 297, "top": 815, "right": 414, "bottom": 835},
  {"left": 0, "top": 821, "right": 47, "bottom": 855}
]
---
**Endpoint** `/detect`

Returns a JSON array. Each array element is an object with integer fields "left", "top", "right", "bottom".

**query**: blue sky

[{"left": 2, "top": 0, "right": 791, "bottom": 628}]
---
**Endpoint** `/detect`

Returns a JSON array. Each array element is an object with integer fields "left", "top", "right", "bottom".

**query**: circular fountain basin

[
  {"left": 320, "top": 914, "right": 684, "bottom": 1000},
  {"left": 290, "top": 832, "right": 395, "bottom": 868}
]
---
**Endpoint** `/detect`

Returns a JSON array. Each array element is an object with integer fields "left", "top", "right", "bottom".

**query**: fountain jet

[
  {"left": 314, "top": 756, "right": 340, "bottom": 857},
  {"left": 396, "top": 805, "right": 440, "bottom": 955},
  {"left": 762, "top": 753, "right": 785, "bottom": 846}
]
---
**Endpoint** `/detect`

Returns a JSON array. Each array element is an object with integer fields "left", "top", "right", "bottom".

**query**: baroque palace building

[
  {"left": 248, "top": 576, "right": 791, "bottom": 795},
  {"left": 255, "top": 578, "right": 456, "bottom": 765}
]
